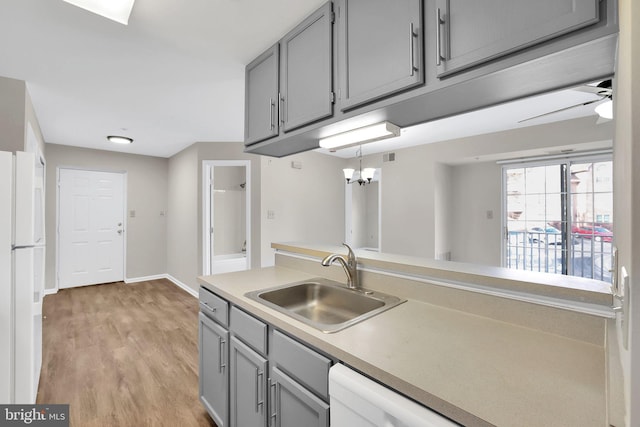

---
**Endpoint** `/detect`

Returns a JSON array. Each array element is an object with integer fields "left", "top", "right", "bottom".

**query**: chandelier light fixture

[{"left": 343, "top": 147, "right": 376, "bottom": 186}]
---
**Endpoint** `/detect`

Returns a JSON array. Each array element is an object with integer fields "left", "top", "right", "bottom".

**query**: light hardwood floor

[{"left": 37, "top": 279, "right": 216, "bottom": 427}]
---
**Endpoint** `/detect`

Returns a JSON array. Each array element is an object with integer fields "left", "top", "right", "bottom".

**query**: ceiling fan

[{"left": 518, "top": 79, "right": 613, "bottom": 123}]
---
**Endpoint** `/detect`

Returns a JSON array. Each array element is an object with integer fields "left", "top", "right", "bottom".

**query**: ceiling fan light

[
  {"left": 63, "top": 0, "right": 136, "bottom": 25},
  {"left": 595, "top": 100, "right": 613, "bottom": 119}
]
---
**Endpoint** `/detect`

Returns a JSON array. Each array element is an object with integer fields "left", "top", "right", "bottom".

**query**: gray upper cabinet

[
  {"left": 435, "top": 0, "right": 601, "bottom": 77},
  {"left": 338, "top": 0, "right": 424, "bottom": 110},
  {"left": 280, "top": 2, "right": 334, "bottom": 132},
  {"left": 245, "top": 2, "right": 334, "bottom": 146},
  {"left": 229, "top": 336, "right": 268, "bottom": 427},
  {"left": 245, "top": 44, "right": 279, "bottom": 145},
  {"left": 199, "top": 312, "right": 229, "bottom": 427}
]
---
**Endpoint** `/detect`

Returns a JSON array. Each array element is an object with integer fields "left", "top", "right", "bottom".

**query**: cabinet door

[
  {"left": 230, "top": 337, "right": 268, "bottom": 427},
  {"left": 435, "top": 0, "right": 600, "bottom": 77},
  {"left": 280, "top": 2, "right": 334, "bottom": 132},
  {"left": 339, "top": 0, "right": 423, "bottom": 110},
  {"left": 270, "top": 367, "right": 329, "bottom": 427},
  {"left": 245, "top": 44, "right": 279, "bottom": 145},
  {"left": 199, "top": 313, "right": 229, "bottom": 427}
]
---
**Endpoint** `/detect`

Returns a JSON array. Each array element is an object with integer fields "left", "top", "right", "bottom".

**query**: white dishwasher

[{"left": 329, "top": 364, "right": 458, "bottom": 427}]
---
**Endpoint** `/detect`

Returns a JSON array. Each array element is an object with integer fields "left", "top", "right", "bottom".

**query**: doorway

[
  {"left": 57, "top": 168, "right": 126, "bottom": 288},
  {"left": 345, "top": 168, "right": 381, "bottom": 251},
  {"left": 203, "top": 161, "right": 251, "bottom": 275}
]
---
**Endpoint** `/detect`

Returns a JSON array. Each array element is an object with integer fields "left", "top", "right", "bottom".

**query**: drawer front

[
  {"left": 271, "top": 330, "right": 331, "bottom": 401},
  {"left": 199, "top": 287, "right": 229, "bottom": 327},
  {"left": 230, "top": 306, "right": 268, "bottom": 356}
]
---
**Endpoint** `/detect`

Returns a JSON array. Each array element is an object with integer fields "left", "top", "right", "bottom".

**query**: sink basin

[{"left": 245, "top": 278, "right": 405, "bottom": 333}]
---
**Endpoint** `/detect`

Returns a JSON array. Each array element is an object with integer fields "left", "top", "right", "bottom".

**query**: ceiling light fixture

[
  {"left": 344, "top": 146, "right": 376, "bottom": 186},
  {"left": 595, "top": 99, "right": 613, "bottom": 119},
  {"left": 107, "top": 135, "right": 133, "bottom": 144},
  {"left": 63, "top": 0, "right": 136, "bottom": 25},
  {"left": 320, "top": 121, "right": 401, "bottom": 151}
]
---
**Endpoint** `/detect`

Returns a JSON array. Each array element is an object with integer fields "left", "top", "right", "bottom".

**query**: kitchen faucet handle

[{"left": 342, "top": 243, "right": 356, "bottom": 264}]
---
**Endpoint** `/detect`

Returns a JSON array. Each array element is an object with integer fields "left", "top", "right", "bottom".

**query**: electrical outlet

[
  {"left": 129, "top": 210, "right": 136, "bottom": 218},
  {"left": 267, "top": 210, "right": 275, "bottom": 220},
  {"left": 486, "top": 210, "right": 494, "bottom": 219}
]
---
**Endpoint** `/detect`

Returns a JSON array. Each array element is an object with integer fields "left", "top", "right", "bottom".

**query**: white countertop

[{"left": 198, "top": 265, "right": 606, "bottom": 427}]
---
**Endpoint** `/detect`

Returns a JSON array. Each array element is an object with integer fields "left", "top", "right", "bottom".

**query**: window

[{"left": 504, "top": 156, "right": 613, "bottom": 282}]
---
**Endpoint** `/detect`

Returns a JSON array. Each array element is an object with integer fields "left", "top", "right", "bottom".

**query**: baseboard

[
  {"left": 125, "top": 274, "right": 199, "bottom": 298},
  {"left": 124, "top": 274, "right": 167, "bottom": 284},
  {"left": 43, "top": 288, "right": 58, "bottom": 296},
  {"left": 164, "top": 274, "right": 199, "bottom": 298}
]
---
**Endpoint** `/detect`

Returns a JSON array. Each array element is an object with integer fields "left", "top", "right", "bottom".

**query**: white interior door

[{"left": 58, "top": 169, "right": 125, "bottom": 288}]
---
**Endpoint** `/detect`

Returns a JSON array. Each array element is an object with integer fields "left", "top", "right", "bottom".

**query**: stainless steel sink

[{"left": 245, "top": 278, "right": 405, "bottom": 333}]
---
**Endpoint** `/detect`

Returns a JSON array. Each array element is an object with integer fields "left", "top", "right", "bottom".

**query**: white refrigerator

[{"left": 0, "top": 150, "right": 46, "bottom": 404}]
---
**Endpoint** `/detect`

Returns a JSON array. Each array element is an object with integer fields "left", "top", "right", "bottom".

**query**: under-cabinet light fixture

[
  {"left": 107, "top": 135, "right": 133, "bottom": 145},
  {"left": 63, "top": 0, "right": 136, "bottom": 25},
  {"left": 595, "top": 99, "right": 613, "bottom": 119},
  {"left": 319, "top": 121, "right": 401, "bottom": 151}
]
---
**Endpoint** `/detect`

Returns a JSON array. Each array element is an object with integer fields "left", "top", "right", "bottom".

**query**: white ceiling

[
  {"left": 0, "top": 0, "right": 326, "bottom": 157},
  {"left": 0, "top": 0, "right": 611, "bottom": 159}
]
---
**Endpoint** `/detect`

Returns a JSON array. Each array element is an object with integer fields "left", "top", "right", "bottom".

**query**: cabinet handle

[
  {"left": 279, "top": 93, "right": 285, "bottom": 127},
  {"left": 269, "top": 380, "right": 277, "bottom": 426},
  {"left": 202, "top": 302, "right": 216, "bottom": 314},
  {"left": 218, "top": 337, "right": 226, "bottom": 373},
  {"left": 409, "top": 23, "right": 418, "bottom": 76},
  {"left": 256, "top": 369, "right": 264, "bottom": 412},
  {"left": 436, "top": 5, "right": 447, "bottom": 66},
  {"left": 269, "top": 98, "right": 275, "bottom": 131}
]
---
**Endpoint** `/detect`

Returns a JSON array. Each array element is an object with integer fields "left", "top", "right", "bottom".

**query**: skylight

[{"left": 63, "top": 0, "right": 135, "bottom": 25}]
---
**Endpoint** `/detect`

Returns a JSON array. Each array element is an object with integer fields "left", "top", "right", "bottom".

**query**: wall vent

[{"left": 383, "top": 152, "right": 396, "bottom": 162}]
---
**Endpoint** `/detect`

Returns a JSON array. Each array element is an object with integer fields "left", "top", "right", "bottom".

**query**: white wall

[
  {"left": 450, "top": 161, "right": 502, "bottom": 266},
  {"left": 260, "top": 150, "right": 346, "bottom": 266}
]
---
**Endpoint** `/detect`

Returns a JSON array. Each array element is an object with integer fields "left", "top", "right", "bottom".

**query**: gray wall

[
  {"left": 166, "top": 141, "right": 262, "bottom": 293},
  {"left": 260, "top": 150, "right": 346, "bottom": 266},
  {"left": 44, "top": 144, "right": 169, "bottom": 289},
  {"left": 0, "top": 77, "right": 26, "bottom": 153}
]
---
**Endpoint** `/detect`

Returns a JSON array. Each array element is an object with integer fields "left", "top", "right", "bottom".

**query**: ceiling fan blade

[
  {"left": 573, "top": 86, "right": 613, "bottom": 97},
  {"left": 518, "top": 98, "right": 602, "bottom": 123}
]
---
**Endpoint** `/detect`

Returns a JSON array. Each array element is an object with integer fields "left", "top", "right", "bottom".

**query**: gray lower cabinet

[
  {"left": 270, "top": 367, "right": 330, "bottom": 427},
  {"left": 199, "top": 312, "right": 229, "bottom": 427},
  {"left": 434, "top": 0, "right": 601, "bottom": 77},
  {"left": 229, "top": 336, "right": 268, "bottom": 427},
  {"left": 200, "top": 290, "right": 332, "bottom": 427},
  {"left": 338, "top": 0, "right": 423, "bottom": 110}
]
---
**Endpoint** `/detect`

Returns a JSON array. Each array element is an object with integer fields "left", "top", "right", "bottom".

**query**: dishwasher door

[{"left": 329, "top": 364, "right": 458, "bottom": 427}]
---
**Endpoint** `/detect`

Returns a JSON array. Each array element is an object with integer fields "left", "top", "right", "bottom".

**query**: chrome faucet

[{"left": 321, "top": 243, "right": 359, "bottom": 289}]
